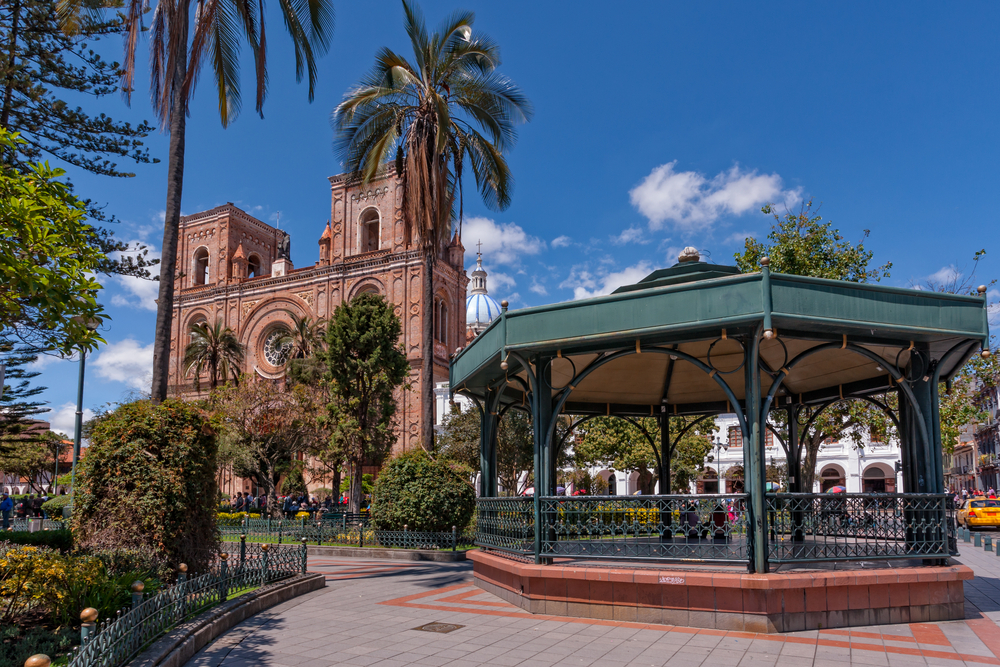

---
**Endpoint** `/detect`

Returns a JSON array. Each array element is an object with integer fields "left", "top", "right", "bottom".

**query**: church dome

[
  {"left": 466, "top": 249, "right": 501, "bottom": 334},
  {"left": 467, "top": 292, "right": 502, "bottom": 330}
]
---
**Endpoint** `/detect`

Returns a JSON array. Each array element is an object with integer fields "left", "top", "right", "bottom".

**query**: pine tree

[{"left": 0, "top": 334, "right": 47, "bottom": 454}]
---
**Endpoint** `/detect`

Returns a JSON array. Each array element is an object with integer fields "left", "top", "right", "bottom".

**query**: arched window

[
  {"left": 247, "top": 254, "right": 261, "bottom": 278},
  {"left": 359, "top": 208, "right": 380, "bottom": 253},
  {"left": 440, "top": 302, "right": 448, "bottom": 346},
  {"left": 432, "top": 298, "right": 448, "bottom": 346},
  {"left": 193, "top": 247, "right": 209, "bottom": 285}
]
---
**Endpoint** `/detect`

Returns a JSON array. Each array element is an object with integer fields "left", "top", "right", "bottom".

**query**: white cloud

[
  {"left": 463, "top": 217, "right": 545, "bottom": 267},
  {"left": 928, "top": 266, "right": 962, "bottom": 286},
  {"left": 561, "top": 261, "right": 653, "bottom": 300},
  {"left": 109, "top": 240, "right": 162, "bottom": 312},
  {"left": 611, "top": 227, "right": 650, "bottom": 245},
  {"left": 629, "top": 161, "right": 801, "bottom": 233},
  {"left": 91, "top": 339, "right": 154, "bottom": 391},
  {"left": 551, "top": 235, "right": 572, "bottom": 248},
  {"left": 29, "top": 352, "right": 74, "bottom": 372},
  {"left": 529, "top": 280, "right": 548, "bottom": 296},
  {"left": 488, "top": 270, "right": 517, "bottom": 292},
  {"left": 49, "top": 402, "right": 95, "bottom": 440}
]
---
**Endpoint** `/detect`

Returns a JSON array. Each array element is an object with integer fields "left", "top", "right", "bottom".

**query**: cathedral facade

[{"left": 166, "top": 168, "right": 468, "bottom": 453}]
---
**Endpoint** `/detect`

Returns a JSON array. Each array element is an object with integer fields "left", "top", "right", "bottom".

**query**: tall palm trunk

[
  {"left": 421, "top": 249, "right": 435, "bottom": 451},
  {"left": 150, "top": 1, "right": 191, "bottom": 402}
]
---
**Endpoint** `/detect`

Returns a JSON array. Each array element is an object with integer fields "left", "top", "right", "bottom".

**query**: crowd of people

[
  {"left": 0, "top": 491, "right": 54, "bottom": 529},
  {"left": 225, "top": 491, "right": 363, "bottom": 518}
]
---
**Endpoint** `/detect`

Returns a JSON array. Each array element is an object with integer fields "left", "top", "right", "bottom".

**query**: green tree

[
  {"left": 735, "top": 201, "right": 892, "bottom": 281},
  {"left": 437, "top": 404, "right": 535, "bottom": 496},
  {"left": 276, "top": 311, "right": 325, "bottom": 361},
  {"left": 0, "top": 335, "right": 46, "bottom": 453},
  {"left": 320, "top": 293, "right": 409, "bottom": 512},
  {"left": 0, "top": 434, "right": 50, "bottom": 492},
  {"left": 213, "top": 377, "right": 318, "bottom": 518},
  {"left": 183, "top": 319, "right": 245, "bottom": 391},
  {"left": 73, "top": 399, "right": 219, "bottom": 573},
  {"left": 0, "top": 0, "right": 154, "bottom": 177},
  {"left": 62, "top": 0, "right": 336, "bottom": 401},
  {"left": 333, "top": 0, "right": 532, "bottom": 450},
  {"left": 371, "top": 448, "right": 475, "bottom": 531},
  {"left": 0, "top": 130, "right": 106, "bottom": 353},
  {"left": 573, "top": 416, "right": 713, "bottom": 493}
]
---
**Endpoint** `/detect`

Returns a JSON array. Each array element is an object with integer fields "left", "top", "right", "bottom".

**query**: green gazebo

[{"left": 450, "top": 253, "right": 990, "bottom": 574}]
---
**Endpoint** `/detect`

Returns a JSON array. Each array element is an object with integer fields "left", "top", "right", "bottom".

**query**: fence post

[
  {"left": 80, "top": 607, "right": 98, "bottom": 643},
  {"left": 24, "top": 655, "right": 50, "bottom": 667},
  {"left": 359, "top": 523, "right": 364, "bottom": 548},
  {"left": 261, "top": 543, "right": 270, "bottom": 584},
  {"left": 278, "top": 522, "right": 283, "bottom": 545},
  {"left": 131, "top": 580, "right": 144, "bottom": 608},
  {"left": 453, "top": 525, "right": 457, "bottom": 552},
  {"left": 301, "top": 537, "right": 308, "bottom": 574},
  {"left": 177, "top": 563, "right": 188, "bottom": 583},
  {"left": 218, "top": 553, "right": 229, "bottom": 602},
  {"left": 240, "top": 534, "right": 247, "bottom": 567}
]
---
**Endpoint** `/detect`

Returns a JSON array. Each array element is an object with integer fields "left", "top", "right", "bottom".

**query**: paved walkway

[{"left": 186, "top": 546, "right": 1000, "bottom": 667}]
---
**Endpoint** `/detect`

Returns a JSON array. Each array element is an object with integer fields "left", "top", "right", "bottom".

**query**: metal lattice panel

[{"left": 474, "top": 497, "right": 534, "bottom": 558}]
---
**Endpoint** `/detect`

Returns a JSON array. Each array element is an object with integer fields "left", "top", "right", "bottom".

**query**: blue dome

[{"left": 467, "top": 292, "right": 501, "bottom": 330}]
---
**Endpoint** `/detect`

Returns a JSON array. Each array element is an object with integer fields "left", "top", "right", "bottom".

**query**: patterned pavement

[{"left": 185, "top": 548, "right": 1000, "bottom": 667}]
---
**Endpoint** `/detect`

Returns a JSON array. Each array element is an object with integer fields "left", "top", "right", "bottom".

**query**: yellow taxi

[{"left": 958, "top": 496, "right": 1000, "bottom": 529}]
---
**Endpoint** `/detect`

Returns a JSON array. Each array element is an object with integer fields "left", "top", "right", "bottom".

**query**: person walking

[
  {"left": 0, "top": 493, "right": 12, "bottom": 530},
  {"left": 31, "top": 494, "right": 43, "bottom": 518}
]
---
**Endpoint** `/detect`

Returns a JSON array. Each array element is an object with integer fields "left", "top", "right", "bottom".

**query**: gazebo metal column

[
  {"left": 532, "top": 354, "right": 554, "bottom": 564},
  {"left": 478, "top": 388, "right": 500, "bottom": 498},
  {"left": 745, "top": 330, "right": 767, "bottom": 574}
]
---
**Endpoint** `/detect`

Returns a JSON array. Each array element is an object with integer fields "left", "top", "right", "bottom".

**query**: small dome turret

[{"left": 466, "top": 246, "right": 501, "bottom": 335}]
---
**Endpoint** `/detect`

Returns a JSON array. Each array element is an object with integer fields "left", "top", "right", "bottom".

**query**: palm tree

[
  {"left": 60, "top": 0, "right": 335, "bottom": 402},
  {"left": 276, "top": 310, "right": 325, "bottom": 360},
  {"left": 332, "top": 0, "right": 531, "bottom": 450},
  {"left": 184, "top": 319, "right": 246, "bottom": 390}
]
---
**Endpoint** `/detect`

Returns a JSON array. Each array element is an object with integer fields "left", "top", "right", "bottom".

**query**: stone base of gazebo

[{"left": 469, "top": 550, "right": 972, "bottom": 633}]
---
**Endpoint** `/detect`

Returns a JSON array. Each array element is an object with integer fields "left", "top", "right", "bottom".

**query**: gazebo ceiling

[{"left": 450, "top": 262, "right": 990, "bottom": 414}]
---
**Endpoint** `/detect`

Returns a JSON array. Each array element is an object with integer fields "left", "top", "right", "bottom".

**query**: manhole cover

[{"left": 413, "top": 622, "right": 464, "bottom": 634}]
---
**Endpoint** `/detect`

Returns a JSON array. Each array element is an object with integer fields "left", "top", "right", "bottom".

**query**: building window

[
  {"left": 359, "top": 208, "right": 380, "bottom": 253},
  {"left": 728, "top": 426, "right": 743, "bottom": 448},
  {"left": 247, "top": 254, "right": 261, "bottom": 278},
  {"left": 433, "top": 298, "right": 448, "bottom": 346},
  {"left": 193, "top": 247, "right": 209, "bottom": 285}
]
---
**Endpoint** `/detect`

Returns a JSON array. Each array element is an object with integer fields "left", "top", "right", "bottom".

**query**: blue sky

[{"left": 29, "top": 1, "right": 1000, "bottom": 438}]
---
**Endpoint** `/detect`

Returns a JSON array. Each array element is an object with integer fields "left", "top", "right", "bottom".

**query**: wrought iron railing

[
  {"left": 474, "top": 497, "right": 534, "bottom": 559},
  {"left": 537, "top": 495, "right": 749, "bottom": 563},
  {"left": 765, "top": 493, "right": 956, "bottom": 563},
  {"left": 65, "top": 541, "right": 304, "bottom": 667},
  {"left": 7, "top": 517, "right": 66, "bottom": 531},
  {"left": 220, "top": 518, "right": 471, "bottom": 550}
]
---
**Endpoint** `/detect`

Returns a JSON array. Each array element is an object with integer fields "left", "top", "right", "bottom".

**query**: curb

[
  {"left": 307, "top": 545, "right": 469, "bottom": 561},
  {"left": 129, "top": 573, "right": 326, "bottom": 667}
]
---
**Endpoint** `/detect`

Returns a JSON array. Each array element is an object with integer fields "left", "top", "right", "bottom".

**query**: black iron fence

[
  {"left": 539, "top": 494, "right": 748, "bottom": 562},
  {"left": 65, "top": 542, "right": 303, "bottom": 667},
  {"left": 765, "top": 492, "right": 956, "bottom": 563},
  {"left": 473, "top": 492, "right": 957, "bottom": 567},
  {"left": 474, "top": 497, "right": 534, "bottom": 560},
  {"left": 219, "top": 517, "right": 472, "bottom": 551}
]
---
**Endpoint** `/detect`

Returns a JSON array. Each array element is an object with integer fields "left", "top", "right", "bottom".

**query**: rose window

[{"left": 263, "top": 330, "right": 292, "bottom": 366}]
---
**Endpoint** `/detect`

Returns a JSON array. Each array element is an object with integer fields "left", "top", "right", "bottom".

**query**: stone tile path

[{"left": 186, "top": 548, "right": 1000, "bottom": 667}]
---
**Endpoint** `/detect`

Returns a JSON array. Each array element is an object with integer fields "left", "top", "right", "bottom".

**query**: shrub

[
  {"left": 216, "top": 511, "right": 262, "bottom": 525},
  {"left": 0, "top": 624, "right": 76, "bottom": 667},
  {"left": 371, "top": 449, "right": 475, "bottom": 533},
  {"left": 0, "top": 529, "right": 72, "bottom": 551},
  {"left": 73, "top": 399, "right": 220, "bottom": 574},
  {"left": 41, "top": 494, "right": 72, "bottom": 516}
]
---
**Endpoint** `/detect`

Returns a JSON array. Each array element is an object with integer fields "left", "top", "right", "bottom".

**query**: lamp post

[
  {"left": 69, "top": 318, "right": 100, "bottom": 505},
  {"left": 713, "top": 438, "right": 728, "bottom": 493}
]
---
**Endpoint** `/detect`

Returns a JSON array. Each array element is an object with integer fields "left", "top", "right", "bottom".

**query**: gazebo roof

[{"left": 449, "top": 261, "right": 990, "bottom": 415}]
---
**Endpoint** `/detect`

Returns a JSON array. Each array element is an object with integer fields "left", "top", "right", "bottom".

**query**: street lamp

[
  {"left": 70, "top": 317, "right": 100, "bottom": 505},
  {"left": 713, "top": 438, "right": 728, "bottom": 493}
]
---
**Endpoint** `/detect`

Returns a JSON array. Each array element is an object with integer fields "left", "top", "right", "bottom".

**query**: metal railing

[
  {"left": 66, "top": 541, "right": 305, "bottom": 667},
  {"left": 538, "top": 495, "right": 749, "bottom": 563},
  {"left": 474, "top": 497, "right": 534, "bottom": 560},
  {"left": 765, "top": 493, "right": 956, "bottom": 563},
  {"left": 7, "top": 517, "right": 66, "bottom": 531},
  {"left": 220, "top": 517, "right": 471, "bottom": 550}
]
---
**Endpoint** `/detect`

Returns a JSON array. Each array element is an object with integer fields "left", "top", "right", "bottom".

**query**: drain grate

[{"left": 412, "top": 622, "right": 464, "bottom": 634}]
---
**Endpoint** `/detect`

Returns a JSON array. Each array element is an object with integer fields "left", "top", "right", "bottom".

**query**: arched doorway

[
  {"left": 820, "top": 466, "right": 846, "bottom": 493},
  {"left": 700, "top": 469, "right": 719, "bottom": 494},
  {"left": 863, "top": 464, "right": 895, "bottom": 493}
]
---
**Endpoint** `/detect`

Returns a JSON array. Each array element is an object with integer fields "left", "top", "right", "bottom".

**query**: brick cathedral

[{"left": 166, "top": 167, "right": 469, "bottom": 454}]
